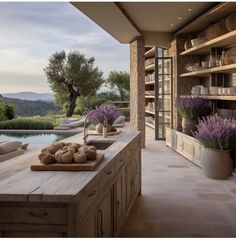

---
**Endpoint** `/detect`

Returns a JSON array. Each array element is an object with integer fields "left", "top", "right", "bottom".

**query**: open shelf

[
  {"left": 145, "top": 64, "right": 155, "bottom": 72},
  {"left": 145, "top": 122, "right": 155, "bottom": 129},
  {"left": 180, "top": 63, "right": 236, "bottom": 77},
  {"left": 180, "top": 95, "right": 236, "bottom": 101},
  {"left": 145, "top": 95, "right": 155, "bottom": 99},
  {"left": 145, "top": 80, "right": 155, "bottom": 85},
  {"left": 180, "top": 30, "right": 236, "bottom": 56},
  {"left": 145, "top": 47, "right": 155, "bottom": 58},
  {"left": 145, "top": 110, "right": 155, "bottom": 115}
]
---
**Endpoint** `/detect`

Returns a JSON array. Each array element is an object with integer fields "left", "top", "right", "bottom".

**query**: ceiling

[
  {"left": 72, "top": 2, "right": 216, "bottom": 46},
  {"left": 118, "top": 2, "right": 215, "bottom": 33}
]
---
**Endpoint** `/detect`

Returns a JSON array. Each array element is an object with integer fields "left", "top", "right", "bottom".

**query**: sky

[{"left": 0, "top": 2, "right": 129, "bottom": 93}]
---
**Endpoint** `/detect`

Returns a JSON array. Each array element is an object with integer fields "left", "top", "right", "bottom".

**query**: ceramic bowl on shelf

[
  {"left": 218, "top": 87, "right": 224, "bottom": 95},
  {"left": 191, "top": 38, "right": 205, "bottom": 47},
  {"left": 200, "top": 87, "right": 209, "bottom": 95},
  {"left": 209, "top": 87, "right": 219, "bottom": 95}
]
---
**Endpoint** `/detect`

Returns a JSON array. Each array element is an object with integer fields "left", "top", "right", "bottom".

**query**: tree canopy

[
  {"left": 106, "top": 71, "right": 130, "bottom": 100},
  {"left": 44, "top": 50, "right": 104, "bottom": 117}
]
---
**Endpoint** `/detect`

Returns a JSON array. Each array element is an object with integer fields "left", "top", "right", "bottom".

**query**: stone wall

[
  {"left": 130, "top": 37, "right": 145, "bottom": 147},
  {"left": 168, "top": 36, "right": 200, "bottom": 130}
]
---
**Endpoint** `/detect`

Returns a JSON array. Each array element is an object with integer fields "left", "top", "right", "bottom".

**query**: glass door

[{"left": 155, "top": 55, "right": 173, "bottom": 140}]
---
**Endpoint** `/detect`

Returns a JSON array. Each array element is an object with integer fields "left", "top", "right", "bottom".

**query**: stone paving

[{"left": 120, "top": 127, "right": 236, "bottom": 237}]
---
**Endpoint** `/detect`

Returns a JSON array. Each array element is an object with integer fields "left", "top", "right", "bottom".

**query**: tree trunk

[{"left": 66, "top": 94, "right": 77, "bottom": 117}]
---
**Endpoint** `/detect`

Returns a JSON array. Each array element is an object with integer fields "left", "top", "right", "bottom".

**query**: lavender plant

[
  {"left": 175, "top": 97, "right": 210, "bottom": 120},
  {"left": 194, "top": 115, "right": 236, "bottom": 150},
  {"left": 83, "top": 105, "right": 121, "bottom": 125},
  {"left": 99, "top": 105, "right": 121, "bottom": 125}
]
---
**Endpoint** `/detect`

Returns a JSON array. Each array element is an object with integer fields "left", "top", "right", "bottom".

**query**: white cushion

[
  {"left": 0, "top": 141, "right": 22, "bottom": 155},
  {"left": 113, "top": 115, "right": 125, "bottom": 124}
]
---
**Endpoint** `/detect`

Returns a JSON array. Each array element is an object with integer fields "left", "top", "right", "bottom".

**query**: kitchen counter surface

[{"left": 0, "top": 126, "right": 140, "bottom": 203}]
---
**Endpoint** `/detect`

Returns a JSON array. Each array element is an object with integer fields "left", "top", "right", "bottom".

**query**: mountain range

[{"left": 1, "top": 92, "right": 54, "bottom": 101}]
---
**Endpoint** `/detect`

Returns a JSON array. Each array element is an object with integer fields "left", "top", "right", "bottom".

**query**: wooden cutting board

[{"left": 31, "top": 153, "right": 104, "bottom": 171}]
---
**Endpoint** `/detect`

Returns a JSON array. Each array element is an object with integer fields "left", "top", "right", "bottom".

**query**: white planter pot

[
  {"left": 201, "top": 147, "right": 233, "bottom": 180},
  {"left": 182, "top": 118, "right": 196, "bottom": 135}
]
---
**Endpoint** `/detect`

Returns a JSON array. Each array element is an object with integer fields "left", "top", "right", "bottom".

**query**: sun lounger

[
  {"left": 55, "top": 118, "right": 85, "bottom": 130},
  {"left": 113, "top": 115, "right": 126, "bottom": 128}
]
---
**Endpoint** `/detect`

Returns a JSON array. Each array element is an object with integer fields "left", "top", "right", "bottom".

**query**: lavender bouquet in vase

[{"left": 84, "top": 105, "right": 121, "bottom": 133}]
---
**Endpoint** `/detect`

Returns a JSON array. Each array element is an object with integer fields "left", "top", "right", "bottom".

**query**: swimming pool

[{"left": 0, "top": 132, "right": 76, "bottom": 145}]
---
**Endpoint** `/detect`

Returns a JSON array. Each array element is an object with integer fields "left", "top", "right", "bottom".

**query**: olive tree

[
  {"left": 106, "top": 71, "right": 130, "bottom": 101},
  {"left": 44, "top": 50, "right": 104, "bottom": 117}
]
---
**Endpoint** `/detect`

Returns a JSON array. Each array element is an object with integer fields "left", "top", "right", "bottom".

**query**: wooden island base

[{"left": 0, "top": 128, "right": 141, "bottom": 237}]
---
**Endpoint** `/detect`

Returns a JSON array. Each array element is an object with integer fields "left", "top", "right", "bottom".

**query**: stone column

[{"left": 130, "top": 37, "right": 145, "bottom": 147}]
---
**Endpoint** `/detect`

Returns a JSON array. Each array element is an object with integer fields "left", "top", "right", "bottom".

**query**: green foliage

[
  {"left": 106, "top": 71, "right": 130, "bottom": 100},
  {"left": 44, "top": 50, "right": 104, "bottom": 117},
  {"left": 0, "top": 100, "right": 6, "bottom": 121},
  {"left": 0, "top": 119, "right": 53, "bottom": 130},
  {"left": 4, "top": 104, "right": 15, "bottom": 120},
  {"left": 74, "top": 92, "right": 120, "bottom": 114},
  {"left": 0, "top": 99, "right": 15, "bottom": 121},
  {"left": 1, "top": 96, "right": 61, "bottom": 117}
]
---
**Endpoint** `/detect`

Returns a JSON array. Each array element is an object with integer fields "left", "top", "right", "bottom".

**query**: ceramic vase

[
  {"left": 182, "top": 118, "right": 196, "bottom": 135},
  {"left": 201, "top": 148, "right": 233, "bottom": 180},
  {"left": 95, "top": 123, "right": 104, "bottom": 133}
]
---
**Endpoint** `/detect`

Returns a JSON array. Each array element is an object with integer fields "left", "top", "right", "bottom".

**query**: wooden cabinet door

[
  {"left": 78, "top": 212, "right": 97, "bottom": 237},
  {"left": 125, "top": 157, "right": 133, "bottom": 210},
  {"left": 115, "top": 171, "right": 126, "bottom": 234},
  {"left": 97, "top": 189, "right": 113, "bottom": 237},
  {"left": 133, "top": 148, "right": 141, "bottom": 196}
]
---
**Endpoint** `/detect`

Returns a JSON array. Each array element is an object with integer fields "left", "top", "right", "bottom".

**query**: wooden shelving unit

[
  {"left": 180, "top": 63, "right": 236, "bottom": 77},
  {"left": 145, "top": 80, "right": 155, "bottom": 85},
  {"left": 144, "top": 47, "right": 155, "bottom": 58},
  {"left": 145, "top": 110, "right": 155, "bottom": 115},
  {"left": 145, "top": 95, "right": 155, "bottom": 99},
  {"left": 145, "top": 122, "right": 155, "bottom": 129},
  {"left": 180, "top": 30, "right": 236, "bottom": 56},
  {"left": 145, "top": 64, "right": 155, "bottom": 72},
  {"left": 180, "top": 95, "right": 236, "bottom": 101},
  {"left": 178, "top": 24, "right": 236, "bottom": 124}
]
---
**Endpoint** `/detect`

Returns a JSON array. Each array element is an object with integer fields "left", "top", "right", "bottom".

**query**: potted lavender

[
  {"left": 175, "top": 97, "right": 210, "bottom": 135},
  {"left": 194, "top": 115, "right": 236, "bottom": 179},
  {"left": 84, "top": 105, "right": 121, "bottom": 133}
]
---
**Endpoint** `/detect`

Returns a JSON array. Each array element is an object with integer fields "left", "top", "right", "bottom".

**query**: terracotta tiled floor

[{"left": 120, "top": 127, "right": 236, "bottom": 237}]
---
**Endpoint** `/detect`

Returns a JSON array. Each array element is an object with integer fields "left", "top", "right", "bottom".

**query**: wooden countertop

[{"left": 0, "top": 126, "right": 140, "bottom": 203}]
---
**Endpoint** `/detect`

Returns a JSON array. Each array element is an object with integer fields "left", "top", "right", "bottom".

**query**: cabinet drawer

[
  {"left": 99, "top": 163, "right": 115, "bottom": 191},
  {"left": 77, "top": 181, "right": 99, "bottom": 220},
  {"left": 0, "top": 206, "right": 66, "bottom": 225}
]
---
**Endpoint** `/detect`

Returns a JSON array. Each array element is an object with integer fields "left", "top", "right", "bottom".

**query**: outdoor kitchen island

[{"left": 0, "top": 127, "right": 141, "bottom": 237}]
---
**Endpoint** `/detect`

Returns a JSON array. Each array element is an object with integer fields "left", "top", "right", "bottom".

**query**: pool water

[{"left": 0, "top": 132, "right": 76, "bottom": 145}]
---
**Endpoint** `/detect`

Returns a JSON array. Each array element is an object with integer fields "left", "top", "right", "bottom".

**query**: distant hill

[
  {"left": 1, "top": 92, "right": 54, "bottom": 101},
  {"left": 0, "top": 96, "right": 61, "bottom": 116}
]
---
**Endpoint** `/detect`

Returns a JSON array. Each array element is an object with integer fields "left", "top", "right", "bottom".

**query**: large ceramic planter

[
  {"left": 182, "top": 118, "right": 196, "bottom": 135},
  {"left": 201, "top": 147, "right": 233, "bottom": 180}
]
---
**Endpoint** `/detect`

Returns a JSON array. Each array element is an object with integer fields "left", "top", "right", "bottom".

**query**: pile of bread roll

[{"left": 38, "top": 142, "right": 97, "bottom": 165}]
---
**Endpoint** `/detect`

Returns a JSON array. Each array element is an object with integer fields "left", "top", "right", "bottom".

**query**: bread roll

[
  {"left": 38, "top": 152, "right": 56, "bottom": 165},
  {"left": 55, "top": 149, "right": 74, "bottom": 164},
  {"left": 74, "top": 152, "right": 87, "bottom": 163}
]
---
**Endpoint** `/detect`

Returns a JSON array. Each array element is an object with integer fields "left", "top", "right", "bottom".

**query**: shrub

[
  {"left": 0, "top": 119, "right": 53, "bottom": 130},
  {"left": 4, "top": 104, "right": 15, "bottom": 120}
]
